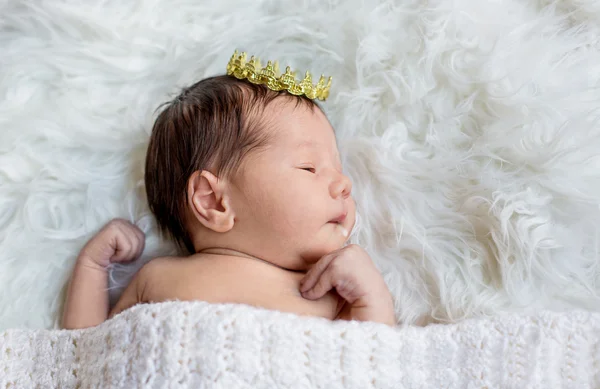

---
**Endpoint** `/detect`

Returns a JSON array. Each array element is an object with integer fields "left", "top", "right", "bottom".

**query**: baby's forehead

[
  {"left": 256, "top": 100, "right": 335, "bottom": 145},
  {"left": 266, "top": 129, "right": 342, "bottom": 166},
  {"left": 268, "top": 125, "right": 338, "bottom": 155}
]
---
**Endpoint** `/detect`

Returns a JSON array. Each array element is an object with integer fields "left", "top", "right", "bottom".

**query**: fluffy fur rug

[{"left": 1, "top": 0, "right": 600, "bottom": 330}]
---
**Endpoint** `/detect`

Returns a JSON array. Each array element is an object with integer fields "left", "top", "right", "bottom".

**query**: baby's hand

[
  {"left": 78, "top": 218, "right": 145, "bottom": 270},
  {"left": 299, "top": 245, "right": 395, "bottom": 326}
]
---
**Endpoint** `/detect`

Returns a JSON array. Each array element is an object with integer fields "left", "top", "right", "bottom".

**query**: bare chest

[{"left": 143, "top": 258, "right": 340, "bottom": 320}]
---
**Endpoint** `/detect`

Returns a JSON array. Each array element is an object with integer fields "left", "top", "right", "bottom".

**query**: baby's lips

[{"left": 329, "top": 212, "right": 348, "bottom": 224}]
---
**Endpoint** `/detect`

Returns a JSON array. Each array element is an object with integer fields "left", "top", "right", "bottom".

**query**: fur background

[{"left": 1, "top": 0, "right": 600, "bottom": 330}]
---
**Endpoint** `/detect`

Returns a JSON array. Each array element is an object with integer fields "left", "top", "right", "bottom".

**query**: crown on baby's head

[{"left": 226, "top": 50, "right": 332, "bottom": 101}]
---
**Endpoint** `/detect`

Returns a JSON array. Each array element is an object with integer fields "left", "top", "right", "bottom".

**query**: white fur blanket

[
  {"left": 2, "top": 0, "right": 600, "bottom": 334},
  {"left": 1, "top": 302, "right": 599, "bottom": 388}
]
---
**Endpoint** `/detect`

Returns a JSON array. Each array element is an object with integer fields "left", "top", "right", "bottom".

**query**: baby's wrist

[
  {"left": 362, "top": 282, "right": 393, "bottom": 304},
  {"left": 366, "top": 302, "right": 396, "bottom": 326},
  {"left": 362, "top": 290, "right": 395, "bottom": 326},
  {"left": 76, "top": 252, "right": 109, "bottom": 272}
]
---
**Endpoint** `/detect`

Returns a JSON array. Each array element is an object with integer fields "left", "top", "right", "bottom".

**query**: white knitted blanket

[{"left": 1, "top": 302, "right": 598, "bottom": 389}]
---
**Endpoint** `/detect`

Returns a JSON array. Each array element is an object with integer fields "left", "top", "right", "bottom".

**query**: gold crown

[{"left": 226, "top": 50, "right": 332, "bottom": 101}]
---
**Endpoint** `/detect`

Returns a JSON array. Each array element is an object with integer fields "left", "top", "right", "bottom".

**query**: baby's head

[{"left": 145, "top": 75, "right": 355, "bottom": 270}]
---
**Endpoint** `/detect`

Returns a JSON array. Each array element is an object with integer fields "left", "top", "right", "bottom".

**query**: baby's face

[{"left": 230, "top": 100, "right": 355, "bottom": 270}]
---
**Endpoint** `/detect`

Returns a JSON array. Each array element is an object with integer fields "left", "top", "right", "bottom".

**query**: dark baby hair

[{"left": 145, "top": 75, "right": 319, "bottom": 253}]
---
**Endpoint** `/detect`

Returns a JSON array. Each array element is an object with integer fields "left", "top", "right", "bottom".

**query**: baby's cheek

[
  {"left": 274, "top": 201, "right": 318, "bottom": 240},
  {"left": 258, "top": 175, "right": 322, "bottom": 234}
]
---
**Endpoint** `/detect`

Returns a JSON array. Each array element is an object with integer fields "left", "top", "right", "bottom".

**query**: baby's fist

[
  {"left": 299, "top": 244, "right": 395, "bottom": 325},
  {"left": 79, "top": 218, "right": 145, "bottom": 269}
]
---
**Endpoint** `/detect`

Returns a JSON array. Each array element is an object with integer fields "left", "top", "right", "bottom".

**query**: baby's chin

[{"left": 299, "top": 235, "right": 349, "bottom": 268}]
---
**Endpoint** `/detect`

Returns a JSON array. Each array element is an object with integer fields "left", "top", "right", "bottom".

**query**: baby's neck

[
  {"left": 190, "top": 250, "right": 340, "bottom": 320},
  {"left": 197, "top": 247, "right": 303, "bottom": 273}
]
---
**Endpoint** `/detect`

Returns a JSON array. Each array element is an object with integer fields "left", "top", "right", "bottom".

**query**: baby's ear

[{"left": 187, "top": 170, "right": 235, "bottom": 233}]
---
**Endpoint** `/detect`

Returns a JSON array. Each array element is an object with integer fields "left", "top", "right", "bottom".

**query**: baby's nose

[{"left": 330, "top": 173, "right": 352, "bottom": 199}]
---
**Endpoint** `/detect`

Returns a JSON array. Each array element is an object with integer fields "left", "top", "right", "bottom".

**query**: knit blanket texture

[{"left": 1, "top": 302, "right": 599, "bottom": 389}]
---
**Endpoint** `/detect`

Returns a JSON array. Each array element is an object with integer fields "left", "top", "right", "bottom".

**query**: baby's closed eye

[{"left": 299, "top": 166, "right": 316, "bottom": 173}]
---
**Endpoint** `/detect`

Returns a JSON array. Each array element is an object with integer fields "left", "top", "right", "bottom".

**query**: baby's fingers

[
  {"left": 111, "top": 227, "right": 142, "bottom": 263},
  {"left": 110, "top": 232, "right": 133, "bottom": 262},
  {"left": 300, "top": 254, "right": 335, "bottom": 293},
  {"left": 301, "top": 268, "right": 335, "bottom": 300},
  {"left": 132, "top": 227, "right": 146, "bottom": 259}
]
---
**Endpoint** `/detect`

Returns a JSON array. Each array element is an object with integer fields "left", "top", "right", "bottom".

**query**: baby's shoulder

[
  {"left": 134, "top": 255, "right": 179, "bottom": 283},
  {"left": 137, "top": 255, "right": 181, "bottom": 273},
  {"left": 132, "top": 255, "right": 195, "bottom": 299}
]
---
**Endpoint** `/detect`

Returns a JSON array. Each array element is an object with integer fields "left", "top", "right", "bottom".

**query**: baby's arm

[{"left": 62, "top": 219, "right": 145, "bottom": 329}]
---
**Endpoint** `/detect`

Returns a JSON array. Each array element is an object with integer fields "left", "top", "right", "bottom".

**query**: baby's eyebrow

[{"left": 294, "top": 140, "right": 342, "bottom": 166}]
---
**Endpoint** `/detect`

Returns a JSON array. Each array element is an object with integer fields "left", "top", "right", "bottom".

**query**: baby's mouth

[
  {"left": 327, "top": 211, "right": 350, "bottom": 238},
  {"left": 328, "top": 212, "right": 347, "bottom": 224}
]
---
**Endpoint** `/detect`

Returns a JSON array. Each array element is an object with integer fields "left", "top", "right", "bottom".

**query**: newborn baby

[{"left": 62, "top": 68, "right": 395, "bottom": 329}]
